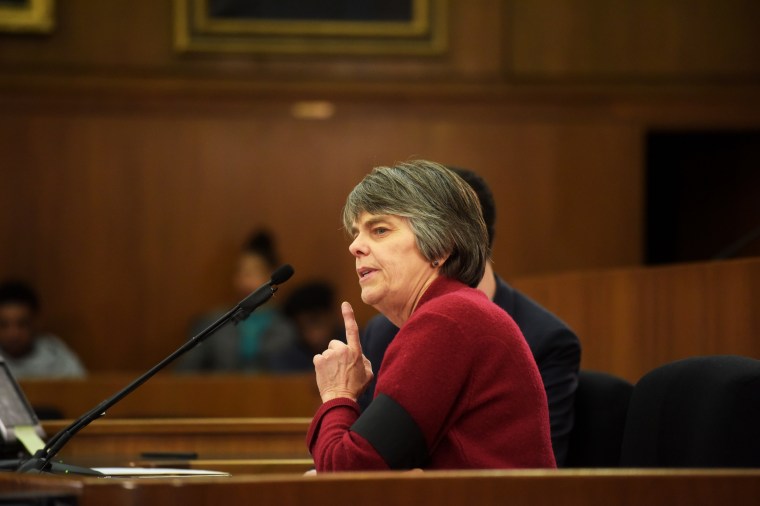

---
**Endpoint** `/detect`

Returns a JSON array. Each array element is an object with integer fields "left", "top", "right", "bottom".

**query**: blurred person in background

[
  {"left": 271, "top": 280, "right": 345, "bottom": 372},
  {"left": 176, "top": 229, "right": 297, "bottom": 373},
  {"left": 0, "top": 279, "right": 85, "bottom": 379}
]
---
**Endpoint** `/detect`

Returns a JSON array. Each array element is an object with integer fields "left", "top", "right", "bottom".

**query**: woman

[
  {"left": 307, "top": 160, "right": 555, "bottom": 470},
  {"left": 176, "top": 229, "right": 297, "bottom": 372}
]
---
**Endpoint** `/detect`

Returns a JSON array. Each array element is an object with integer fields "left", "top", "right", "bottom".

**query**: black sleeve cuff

[{"left": 350, "top": 393, "right": 429, "bottom": 469}]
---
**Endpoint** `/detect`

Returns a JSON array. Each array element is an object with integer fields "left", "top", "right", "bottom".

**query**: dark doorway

[{"left": 646, "top": 130, "right": 760, "bottom": 265}]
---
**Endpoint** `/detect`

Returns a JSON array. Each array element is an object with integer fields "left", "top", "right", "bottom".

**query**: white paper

[{"left": 93, "top": 467, "right": 230, "bottom": 478}]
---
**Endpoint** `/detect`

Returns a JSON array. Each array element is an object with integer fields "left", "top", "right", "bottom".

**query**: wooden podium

[
  {"left": 40, "top": 417, "right": 313, "bottom": 474},
  {"left": 2, "top": 468, "right": 759, "bottom": 506}
]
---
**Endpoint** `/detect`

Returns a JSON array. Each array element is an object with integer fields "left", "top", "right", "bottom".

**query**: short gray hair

[{"left": 342, "top": 160, "right": 489, "bottom": 288}]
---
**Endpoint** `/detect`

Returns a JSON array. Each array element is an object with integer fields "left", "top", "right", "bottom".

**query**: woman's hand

[{"left": 313, "top": 302, "right": 374, "bottom": 403}]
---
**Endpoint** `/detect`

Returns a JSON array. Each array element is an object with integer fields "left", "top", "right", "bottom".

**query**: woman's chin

[{"left": 359, "top": 288, "right": 382, "bottom": 308}]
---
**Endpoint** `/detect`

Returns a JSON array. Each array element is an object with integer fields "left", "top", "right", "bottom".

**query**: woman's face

[
  {"left": 234, "top": 253, "right": 270, "bottom": 296},
  {"left": 349, "top": 212, "right": 438, "bottom": 323}
]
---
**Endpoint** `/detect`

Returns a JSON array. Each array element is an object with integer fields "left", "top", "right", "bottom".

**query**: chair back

[
  {"left": 620, "top": 355, "right": 760, "bottom": 467},
  {"left": 565, "top": 370, "right": 633, "bottom": 467}
]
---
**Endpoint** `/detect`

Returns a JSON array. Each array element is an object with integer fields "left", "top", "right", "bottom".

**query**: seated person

[
  {"left": 307, "top": 160, "right": 555, "bottom": 470},
  {"left": 270, "top": 281, "right": 345, "bottom": 372},
  {"left": 359, "top": 167, "right": 581, "bottom": 466},
  {"left": 0, "top": 280, "right": 85, "bottom": 379},
  {"left": 176, "top": 229, "right": 297, "bottom": 373}
]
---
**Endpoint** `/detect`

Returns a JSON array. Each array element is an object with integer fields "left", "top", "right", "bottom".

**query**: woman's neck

[
  {"left": 380, "top": 272, "right": 440, "bottom": 328},
  {"left": 478, "top": 262, "right": 497, "bottom": 300}
]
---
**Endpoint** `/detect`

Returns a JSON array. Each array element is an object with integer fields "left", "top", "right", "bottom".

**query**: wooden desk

[
  {"left": 136, "top": 458, "right": 315, "bottom": 475},
  {"left": 21, "top": 373, "right": 321, "bottom": 419},
  {"left": 41, "top": 418, "right": 312, "bottom": 464},
  {"left": 2, "top": 469, "right": 759, "bottom": 506}
]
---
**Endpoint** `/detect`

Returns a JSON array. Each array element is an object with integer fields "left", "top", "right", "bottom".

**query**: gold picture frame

[
  {"left": 0, "top": 0, "right": 54, "bottom": 33},
  {"left": 174, "top": 0, "right": 447, "bottom": 56}
]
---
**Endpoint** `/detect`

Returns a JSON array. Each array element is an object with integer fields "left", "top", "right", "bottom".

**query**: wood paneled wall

[
  {"left": 511, "top": 0, "right": 760, "bottom": 78},
  {"left": 0, "top": 98, "right": 647, "bottom": 369},
  {"left": 1, "top": 1, "right": 759, "bottom": 371},
  {"left": 513, "top": 258, "right": 760, "bottom": 383}
]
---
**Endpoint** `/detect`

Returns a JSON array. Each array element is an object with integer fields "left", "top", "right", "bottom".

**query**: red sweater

[{"left": 307, "top": 276, "right": 556, "bottom": 471}]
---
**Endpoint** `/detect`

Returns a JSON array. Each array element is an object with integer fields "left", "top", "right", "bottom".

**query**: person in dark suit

[{"left": 358, "top": 168, "right": 581, "bottom": 466}]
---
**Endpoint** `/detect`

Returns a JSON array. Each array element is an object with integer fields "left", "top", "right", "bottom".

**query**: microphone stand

[{"left": 17, "top": 264, "right": 294, "bottom": 475}]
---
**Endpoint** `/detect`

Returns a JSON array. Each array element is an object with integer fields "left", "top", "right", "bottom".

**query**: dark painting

[{"left": 208, "top": 0, "right": 413, "bottom": 22}]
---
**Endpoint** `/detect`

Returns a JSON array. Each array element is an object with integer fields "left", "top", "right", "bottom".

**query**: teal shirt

[{"left": 238, "top": 308, "right": 276, "bottom": 363}]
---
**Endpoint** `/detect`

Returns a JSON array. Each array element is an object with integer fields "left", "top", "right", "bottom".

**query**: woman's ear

[{"left": 431, "top": 253, "right": 450, "bottom": 268}]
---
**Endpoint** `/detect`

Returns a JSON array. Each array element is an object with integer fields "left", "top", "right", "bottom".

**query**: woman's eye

[{"left": 373, "top": 227, "right": 388, "bottom": 236}]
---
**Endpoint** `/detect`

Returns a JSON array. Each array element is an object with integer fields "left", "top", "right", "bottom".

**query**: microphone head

[{"left": 270, "top": 264, "right": 294, "bottom": 285}]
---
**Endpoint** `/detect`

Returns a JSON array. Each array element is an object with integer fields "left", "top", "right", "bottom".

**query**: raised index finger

[{"left": 341, "top": 301, "right": 361, "bottom": 351}]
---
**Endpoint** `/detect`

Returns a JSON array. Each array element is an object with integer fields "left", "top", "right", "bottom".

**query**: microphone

[
  {"left": 237, "top": 264, "right": 294, "bottom": 316},
  {"left": 16, "top": 264, "right": 295, "bottom": 475}
]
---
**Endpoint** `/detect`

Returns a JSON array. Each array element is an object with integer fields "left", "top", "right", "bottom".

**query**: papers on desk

[
  {"left": 14, "top": 425, "right": 46, "bottom": 454},
  {"left": 93, "top": 467, "right": 230, "bottom": 478}
]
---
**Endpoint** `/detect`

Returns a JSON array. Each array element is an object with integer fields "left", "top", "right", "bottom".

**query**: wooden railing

[
  {"left": 513, "top": 258, "right": 760, "bottom": 382},
  {"left": 40, "top": 418, "right": 312, "bottom": 465},
  {"left": 21, "top": 373, "right": 321, "bottom": 419}
]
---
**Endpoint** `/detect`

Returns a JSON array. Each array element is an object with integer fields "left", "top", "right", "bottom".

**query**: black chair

[
  {"left": 564, "top": 370, "right": 633, "bottom": 467},
  {"left": 620, "top": 355, "right": 760, "bottom": 468}
]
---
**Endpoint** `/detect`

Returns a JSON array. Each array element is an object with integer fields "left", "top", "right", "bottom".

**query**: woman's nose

[{"left": 349, "top": 235, "right": 367, "bottom": 257}]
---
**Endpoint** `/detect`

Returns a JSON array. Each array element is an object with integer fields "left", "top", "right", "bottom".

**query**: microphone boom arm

[{"left": 17, "top": 264, "right": 293, "bottom": 474}]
